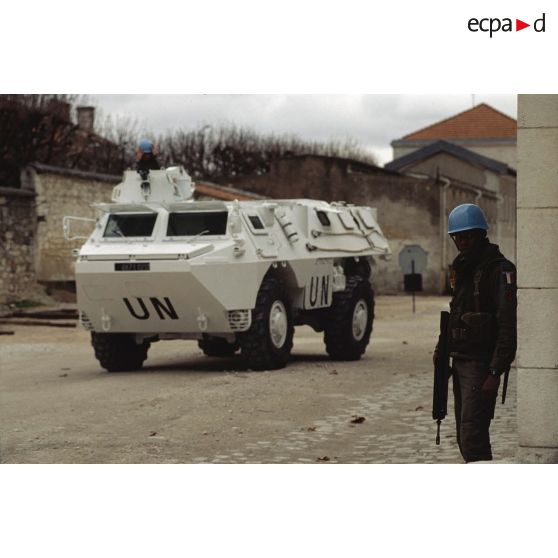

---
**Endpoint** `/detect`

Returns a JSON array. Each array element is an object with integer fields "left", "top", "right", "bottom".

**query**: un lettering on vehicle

[
  {"left": 123, "top": 296, "right": 179, "bottom": 320},
  {"left": 304, "top": 274, "right": 332, "bottom": 309}
]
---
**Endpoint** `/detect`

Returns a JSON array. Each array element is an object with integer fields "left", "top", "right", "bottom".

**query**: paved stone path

[
  {"left": 193, "top": 368, "right": 517, "bottom": 464},
  {"left": 1, "top": 296, "right": 518, "bottom": 464}
]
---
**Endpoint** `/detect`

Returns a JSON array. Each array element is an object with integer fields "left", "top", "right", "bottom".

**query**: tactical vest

[{"left": 448, "top": 251, "right": 507, "bottom": 360}]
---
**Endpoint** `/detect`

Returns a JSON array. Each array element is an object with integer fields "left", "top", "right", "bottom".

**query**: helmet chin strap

[{"left": 452, "top": 231, "right": 487, "bottom": 254}]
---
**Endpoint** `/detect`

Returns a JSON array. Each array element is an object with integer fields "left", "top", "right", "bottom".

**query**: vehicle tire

[
  {"left": 324, "top": 275, "right": 374, "bottom": 361},
  {"left": 238, "top": 276, "right": 294, "bottom": 370},
  {"left": 198, "top": 335, "right": 239, "bottom": 357},
  {"left": 91, "top": 332, "right": 150, "bottom": 372}
]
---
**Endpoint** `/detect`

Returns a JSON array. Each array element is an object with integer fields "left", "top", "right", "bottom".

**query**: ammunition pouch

[
  {"left": 451, "top": 312, "right": 495, "bottom": 346},
  {"left": 451, "top": 328, "right": 467, "bottom": 341},
  {"left": 461, "top": 312, "right": 492, "bottom": 328}
]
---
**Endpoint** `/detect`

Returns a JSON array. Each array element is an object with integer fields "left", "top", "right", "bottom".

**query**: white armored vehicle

[{"left": 67, "top": 166, "right": 391, "bottom": 371}]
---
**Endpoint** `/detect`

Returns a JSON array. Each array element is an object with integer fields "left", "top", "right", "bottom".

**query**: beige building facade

[
  {"left": 385, "top": 142, "right": 517, "bottom": 290},
  {"left": 516, "top": 94, "right": 558, "bottom": 463}
]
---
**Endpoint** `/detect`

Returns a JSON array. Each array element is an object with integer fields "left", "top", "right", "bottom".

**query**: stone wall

[
  {"left": 225, "top": 154, "right": 517, "bottom": 294},
  {"left": 27, "top": 165, "right": 119, "bottom": 282},
  {"left": 389, "top": 151, "right": 517, "bottom": 264},
  {"left": 225, "top": 156, "right": 445, "bottom": 293},
  {"left": 0, "top": 187, "right": 40, "bottom": 306},
  {"left": 516, "top": 94, "right": 558, "bottom": 463}
]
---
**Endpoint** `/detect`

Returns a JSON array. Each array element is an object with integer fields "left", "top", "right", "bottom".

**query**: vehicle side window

[
  {"left": 316, "top": 210, "right": 331, "bottom": 226},
  {"left": 103, "top": 213, "right": 157, "bottom": 238},
  {"left": 167, "top": 211, "right": 228, "bottom": 236},
  {"left": 248, "top": 215, "right": 265, "bottom": 230}
]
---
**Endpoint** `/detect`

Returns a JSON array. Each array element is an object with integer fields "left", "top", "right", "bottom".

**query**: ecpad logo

[{"left": 468, "top": 13, "right": 546, "bottom": 37}]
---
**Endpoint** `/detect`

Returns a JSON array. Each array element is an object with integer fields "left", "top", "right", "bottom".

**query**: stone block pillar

[{"left": 517, "top": 94, "right": 558, "bottom": 462}]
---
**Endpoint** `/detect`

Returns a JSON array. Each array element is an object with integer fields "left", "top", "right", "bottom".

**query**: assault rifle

[
  {"left": 432, "top": 311, "right": 450, "bottom": 445},
  {"left": 501, "top": 370, "right": 509, "bottom": 405}
]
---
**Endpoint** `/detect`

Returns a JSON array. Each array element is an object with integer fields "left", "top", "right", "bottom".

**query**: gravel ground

[{"left": 0, "top": 295, "right": 517, "bottom": 464}]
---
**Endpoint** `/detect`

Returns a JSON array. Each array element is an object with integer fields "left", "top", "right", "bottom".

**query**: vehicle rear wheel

[
  {"left": 238, "top": 276, "right": 294, "bottom": 370},
  {"left": 198, "top": 335, "right": 239, "bottom": 357},
  {"left": 324, "top": 275, "right": 374, "bottom": 361},
  {"left": 91, "top": 332, "right": 150, "bottom": 372}
]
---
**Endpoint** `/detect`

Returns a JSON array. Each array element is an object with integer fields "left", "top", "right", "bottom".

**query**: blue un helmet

[
  {"left": 138, "top": 138, "right": 154, "bottom": 154},
  {"left": 448, "top": 204, "right": 489, "bottom": 234}
]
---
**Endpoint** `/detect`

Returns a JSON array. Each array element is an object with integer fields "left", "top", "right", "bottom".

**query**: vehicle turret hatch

[{"left": 337, "top": 210, "right": 356, "bottom": 230}]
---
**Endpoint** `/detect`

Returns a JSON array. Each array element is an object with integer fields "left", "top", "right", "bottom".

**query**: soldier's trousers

[{"left": 452, "top": 358, "right": 499, "bottom": 463}]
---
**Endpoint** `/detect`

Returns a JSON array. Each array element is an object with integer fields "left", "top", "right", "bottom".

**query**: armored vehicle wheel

[
  {"left": 238, "top": 276, "right": 294, "bottom": 370},
  {"left": 198, "top": 335, "right": 239, "bottom": 357},
  {"left": 324, "top": 275, "right": 374, "bottom": 361},
  {"left": 91, "top": 332, "right": 150, "bottom": 372}
]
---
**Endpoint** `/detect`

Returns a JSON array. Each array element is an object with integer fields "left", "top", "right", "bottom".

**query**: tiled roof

[
  {"left": 385, "top": 140, "right": 516, "bottom": 175},
  {"left": 400, "top": 103, "right": 517, "bottom": 141}
]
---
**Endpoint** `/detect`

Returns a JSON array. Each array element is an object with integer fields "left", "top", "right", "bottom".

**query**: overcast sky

[{"left": 89, "top": 94, "right": 517, "bottom": 166}]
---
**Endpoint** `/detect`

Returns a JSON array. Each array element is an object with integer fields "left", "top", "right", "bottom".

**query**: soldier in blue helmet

[
  {"left": 136, "top": 138, "right": 160, "bottom": 172},
  {"left": 438, "top": 203, "right": 517, "bottom": 463}
]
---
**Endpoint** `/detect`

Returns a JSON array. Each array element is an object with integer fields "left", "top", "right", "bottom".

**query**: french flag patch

[{"left": 502, "top": 271, "right": 515, "bottom": 284}]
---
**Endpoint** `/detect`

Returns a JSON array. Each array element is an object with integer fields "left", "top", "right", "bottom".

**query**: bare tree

[
  {"left": 0, "top": 94, "right": 129, "bottom": 184},
  {"left": 92, "top": 113, "right": 142, "bottom": 172},
  {"left": 0, "top": 96, "right": 378, "bottom": 187},
  {"left": 157, "top": 124, "right": 377, "bottom": 181},
  {"left": 0, "top": 94, "right": 79, "bottom": 185}
]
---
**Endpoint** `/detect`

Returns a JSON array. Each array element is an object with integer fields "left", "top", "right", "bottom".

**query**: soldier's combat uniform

[
  {"left": 136, "top": 138, "right": 160, "bottom": 172},
  {"left": 136, "top": 153, "right": 160, "bottom": 172},
  {"left": 449, "top": 238, "right": 517, "bottom": 462}
]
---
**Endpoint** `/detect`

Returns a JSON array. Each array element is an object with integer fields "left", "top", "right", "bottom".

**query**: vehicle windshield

[
  {"left": 167, "top": 211, "right": 228, "bottom": 236},
  {"left": 103, "top": 213, "right": 157, "bottom": 238}
]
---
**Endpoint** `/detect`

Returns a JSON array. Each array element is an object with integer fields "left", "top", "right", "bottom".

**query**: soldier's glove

[
  {"left": 481, "top": 369, "right": 501, "bottom": 401},
  {"left": 433, "top": 343, "right": 441, "bottom": 366}
]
